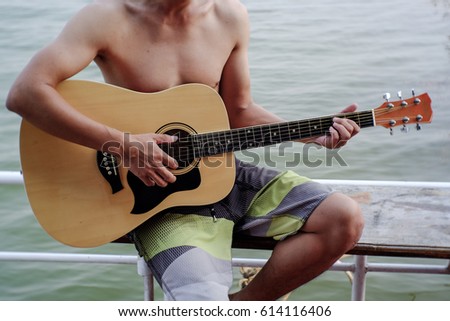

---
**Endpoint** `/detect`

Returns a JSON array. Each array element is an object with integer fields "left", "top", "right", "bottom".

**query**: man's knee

[
  {"left": 330, "top": 193, "right": 364, "bottom": 248},
  {"left": 310, "top": 192, "right": 364, "bottom": 251}
]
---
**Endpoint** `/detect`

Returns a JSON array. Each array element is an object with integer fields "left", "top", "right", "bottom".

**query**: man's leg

[
  {"left": 230, "top": 192, "right": 364, "bottom": 301},
  {"left": 132, "top": 210, "right": 235, "bottom": 301}
]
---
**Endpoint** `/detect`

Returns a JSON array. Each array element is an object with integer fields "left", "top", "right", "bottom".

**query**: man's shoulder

[
  {"left": 214, "top": 0, "right": 248, "bottom": 25},
  {"left": 64, "top": 0, "right": 128, "bottom": 34},
  {"left": 81, "top": 0, "right": 122, "bottom": 14},
  {"left": 75, "top": 0, "right": 126, "bottom": 23}
]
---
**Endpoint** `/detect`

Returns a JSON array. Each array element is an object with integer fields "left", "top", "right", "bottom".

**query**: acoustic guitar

[{"left": 19, "top": 80, "right": 432, "bottom": 247}]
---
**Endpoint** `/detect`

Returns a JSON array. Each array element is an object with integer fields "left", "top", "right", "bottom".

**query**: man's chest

[{"left": 96, "top": 31, "right": 234, "bottom": 93}]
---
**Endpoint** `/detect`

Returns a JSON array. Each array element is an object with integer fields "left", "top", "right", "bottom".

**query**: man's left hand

[{"left": 313, "top": 104, "right": 360, "bottom": 149}]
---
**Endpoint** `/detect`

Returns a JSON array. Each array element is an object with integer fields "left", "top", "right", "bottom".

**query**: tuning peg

[
  {"left": 401, "top": 125, "right": 409, "bottom": 133},
  {"left": 384, "top": 93, "right": 394, "bottom": 109},
  {"left": 416, "top": 123, "right": 422, "bottom": 131},
  {"left": 412, "top": 88, "right": 415, "bottom": 97},
  {"left": 388, "top": 120, "right": 396, "bottom": 136},
  {"left": 397, "top": 91, "right": 402, "bottom": 99}
]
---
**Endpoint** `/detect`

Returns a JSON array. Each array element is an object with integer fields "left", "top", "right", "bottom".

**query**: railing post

[
  {"left": 137, "top": 256, "right": 154, "bottom": 301},
  {"left": 351, "top": 255, "right": 367, "bottom": 301}
]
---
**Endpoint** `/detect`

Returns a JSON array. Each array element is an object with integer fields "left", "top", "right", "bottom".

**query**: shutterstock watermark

[{"left": 101, "top": 134, "right": 349, "bottom": 169}]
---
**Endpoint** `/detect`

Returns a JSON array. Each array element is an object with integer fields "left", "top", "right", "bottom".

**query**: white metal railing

[
  {"left": 315, "top": 178, "right": 450, "bottom": 189},
  {"left": 0, "top": 251, "right": 449, "bottom": 301},
  {"left": 0, "top": 170, "right": 23, "bottom": 184},
  {"left": 1, "top": 170, "right": 449, "bottom": 301}
]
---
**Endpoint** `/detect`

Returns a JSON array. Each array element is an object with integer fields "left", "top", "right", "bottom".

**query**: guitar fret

[
  {"left": 274, "top": 123, "right": 282, "bottom": 143},
  {"left": 255, "top": 125, "right": 263, "bottom": 147},
  {"left": 309, "top": 119, "right": 323, "bottom": 137},
  {"left": 236, "top": 129, "right": 243, "bottom": 150},
  {"left": 216, "top": 131, "right": 225, "bottom": 154},
  {"left": 247, "top": 128, "right": 256, "bottom": 148},
  {"left": 208, "top": 131, "right": 222, "bottom": 155},
  {"left": 269, "top": 124, "right": 277, "bottom": 144},
  {"left": 191, "top": 134, "right": 199, "bottom": 158},
  {"left": 289, "top": 121, "right": 301, "bottom": 140},
  {"left": 281, "top": 123, "right": 293, "bottom": 141},
  {"left": 300, "top": 120, "right": 311, "bottom": 138},
  {"left": 223, "top": 130, "right": 231, "bottom": 153},
  {"left": 241, "top": 128, "right": 248, "bottom": 149},
  {"left": 264, "top": 129, "right": 270, "bottom": 144}
]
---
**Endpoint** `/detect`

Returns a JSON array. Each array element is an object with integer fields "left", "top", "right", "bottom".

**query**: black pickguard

[{"left": 126, "top": 167, "right": 201, "bottom": 214}]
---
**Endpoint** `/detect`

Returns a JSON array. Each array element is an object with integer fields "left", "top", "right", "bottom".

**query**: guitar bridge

[{"left": 96, "top": 151, "right": 124, "bottom": 194}]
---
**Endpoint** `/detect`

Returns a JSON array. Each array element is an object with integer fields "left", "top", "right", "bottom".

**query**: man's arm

[
  {"left": 7, "top": 5, "right": 115, "bottom": 149},
  {"left": 219, "top": 4, "right": 359, "bottom": 148},
  {"left": 219, "top": 4, "right": 283, "bottom": 129},
  {"left": 6, "top": 4, "right": 177, "bottom": 187}
]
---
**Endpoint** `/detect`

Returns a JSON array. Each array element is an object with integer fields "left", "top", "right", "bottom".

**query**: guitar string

[
  {"left": 167, "top": 106, "right": 423, "bottom": 160},
  {"left": 169, "top": 113, "right": 374, "bottom": 160},
  {"left": 181, "top": 105, "right": 419, "bottom": 147},
  {"left": 185, "top": 109, "right": 385, "bottom": 144},
  {"left": 172, "top": 105, "right": 424, "bottom": 160}
]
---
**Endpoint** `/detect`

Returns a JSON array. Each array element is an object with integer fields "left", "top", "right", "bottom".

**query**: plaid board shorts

[{"left": 131, "top": 159, "right": 333, "bottom": 300}]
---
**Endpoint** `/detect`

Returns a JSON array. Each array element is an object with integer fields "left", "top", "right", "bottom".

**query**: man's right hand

[{"left": 109, "top": 133, "right": 179, "bottom": 187}]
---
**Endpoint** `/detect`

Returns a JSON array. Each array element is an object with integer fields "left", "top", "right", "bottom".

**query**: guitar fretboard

[{"left": 182, "top": 110, "right": 375, "bottom": 158}]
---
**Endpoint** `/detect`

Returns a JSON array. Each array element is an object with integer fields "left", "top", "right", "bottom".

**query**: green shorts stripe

[
  {"left": 246, "top": 170, "right": 311, "bottom": 218},
  {"left": 133, "top": 213, "right": 234, "bottom": 261}
]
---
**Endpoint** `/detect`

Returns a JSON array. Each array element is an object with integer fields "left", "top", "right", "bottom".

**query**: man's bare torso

[{"left": 91, "top": 0, "right": 241, "bottom": 93}]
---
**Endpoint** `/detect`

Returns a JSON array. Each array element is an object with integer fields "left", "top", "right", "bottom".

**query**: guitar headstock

[{"left": 374, "top": 91, "right": 432, "bottom": 133}]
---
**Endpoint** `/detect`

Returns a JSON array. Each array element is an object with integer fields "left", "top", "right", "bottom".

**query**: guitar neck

[{"left": 189, "top": 109, "right": 375, "bottom": 158}]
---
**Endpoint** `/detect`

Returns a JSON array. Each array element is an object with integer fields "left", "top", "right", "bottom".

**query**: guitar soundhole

[{"left": 156, "top": 123, "right": 200, "bottom": 175}]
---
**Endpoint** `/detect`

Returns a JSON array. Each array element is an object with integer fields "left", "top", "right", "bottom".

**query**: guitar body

[{"left": 20, "top": 80, "right": 235, "bottom": 248}]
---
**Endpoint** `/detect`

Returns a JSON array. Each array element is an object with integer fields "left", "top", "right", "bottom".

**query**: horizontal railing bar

[
  {"left": 231, "top": 258, "right": 266, "bottom": 268},
  {"left": 1, "top": 251, "right": 448, "bottom": 275},
  {"left": 0, "top": 252, "right": 353, "bottom": 271},
  {"left": 0, "top": 171, "right": 23, "bottom": 184},
  {"left": 365, "top": 262, "right": 450, "bottom": 274},
  {"left": 314, "top": 179, "right": 450, "bottom": 189},
  {"left": 0, "top": 251, "right": 137, "bottom": 265},
  {"left": 231, "top": 257, "right": 356, "bottom": 272},
  {"left": 231, "top": 257, "right": 450, "bottom": 274},
  {"left": 1, "top": 170, "right": 450, "bottom": 188}
]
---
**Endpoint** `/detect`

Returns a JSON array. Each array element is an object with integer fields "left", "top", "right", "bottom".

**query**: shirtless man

[{"left": 7, "top": 0, "right": 363, "bottom": 300}]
